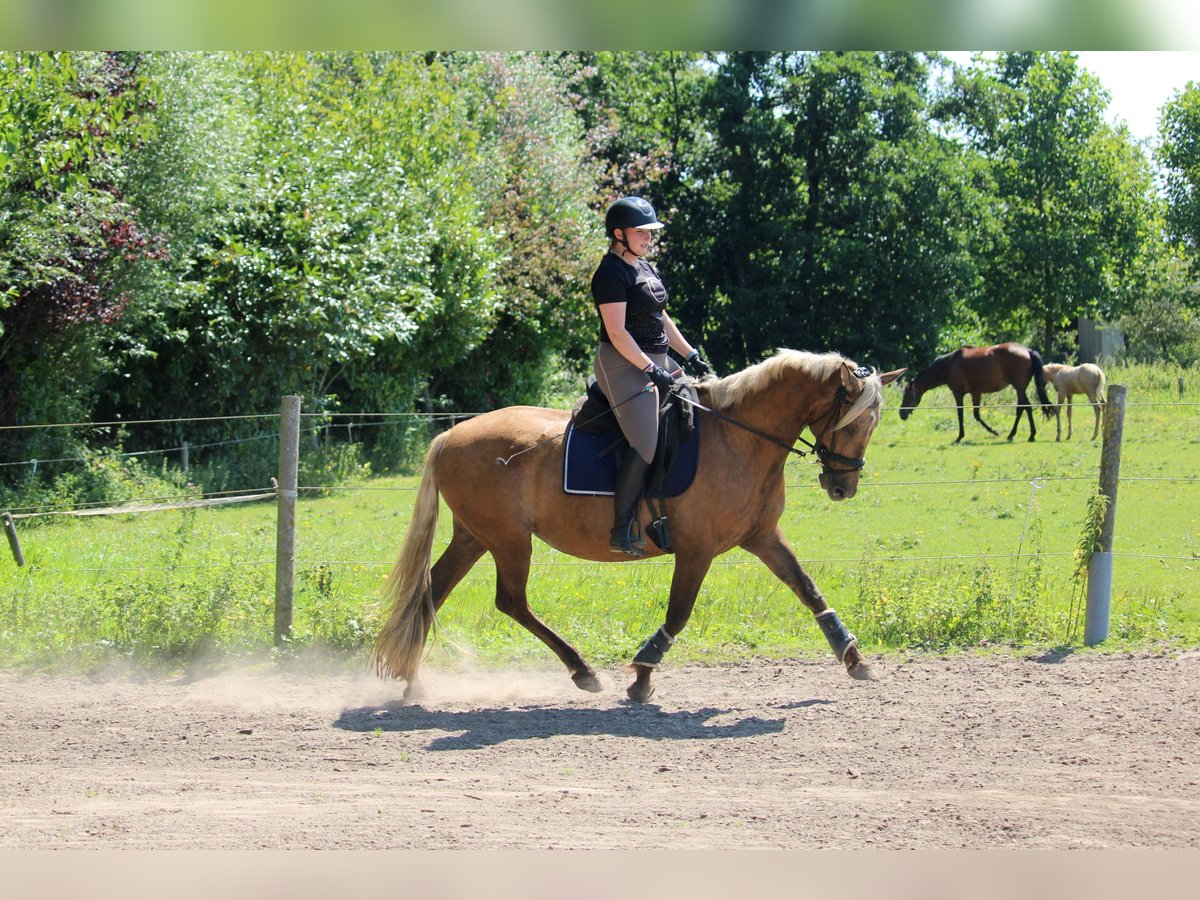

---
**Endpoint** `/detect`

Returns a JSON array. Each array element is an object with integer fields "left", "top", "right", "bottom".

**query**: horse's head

[{"left": 810, "top": 363, "right": 905, "bottom": 501}]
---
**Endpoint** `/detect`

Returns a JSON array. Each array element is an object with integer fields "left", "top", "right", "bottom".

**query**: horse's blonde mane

[{"left": 706, "top": 348, "right": 882, "bottom": 430}]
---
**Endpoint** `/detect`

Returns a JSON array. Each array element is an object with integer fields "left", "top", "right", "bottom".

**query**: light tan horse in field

[
  {"left": 1043, "top": 362, "right": 1108, "bottom": 441},
  {"left": 372, "top": 350, "right": 904, "bottom": 703}
]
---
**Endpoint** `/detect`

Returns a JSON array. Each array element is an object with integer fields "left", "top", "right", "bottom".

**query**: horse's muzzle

[{"left": 819, "top": 471, "right": 856, "bottom": 501}]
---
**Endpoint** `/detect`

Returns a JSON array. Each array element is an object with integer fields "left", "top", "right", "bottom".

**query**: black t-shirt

[{"left": 590, "top": 253, "right": 669, "bottom": 353}]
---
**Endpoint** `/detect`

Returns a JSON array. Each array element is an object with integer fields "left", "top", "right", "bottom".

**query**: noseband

[
  {"left": 804, "top": 383, "right": 867, "bottom": 473},
  {"left": 676, "top": 365, "right": 874, "bottom": 474}
]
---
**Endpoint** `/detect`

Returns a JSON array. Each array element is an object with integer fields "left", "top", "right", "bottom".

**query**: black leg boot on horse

[{"left": 610, "top": 450, "right": 651, "bottom": 557}]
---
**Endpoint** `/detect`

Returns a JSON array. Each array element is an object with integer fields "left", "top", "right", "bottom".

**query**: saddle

[
  {"left": 571, "top": 375, "right": 695, "bottom": 436},
  {"left": 567, "top": 376, "right": 699, "bottom": 552}
]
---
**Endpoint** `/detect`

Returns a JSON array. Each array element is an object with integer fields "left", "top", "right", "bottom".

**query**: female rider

[{"left": 590, "top": 196, "right": 712, "bottom": 557}]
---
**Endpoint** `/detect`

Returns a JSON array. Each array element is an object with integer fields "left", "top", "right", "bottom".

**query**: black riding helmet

[{"left": 604, "top": 196, "right": 665, "bottom": 238}]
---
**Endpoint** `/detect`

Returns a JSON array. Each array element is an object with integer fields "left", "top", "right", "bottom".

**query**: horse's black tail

[{"left": 1029, "top": 350, "right": 1054, "bottom": 418}]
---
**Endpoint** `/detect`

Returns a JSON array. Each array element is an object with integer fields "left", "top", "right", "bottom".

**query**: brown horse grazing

[
  {"left": 898, "top": 343, "right": 1052, "bottom": 443},
  {"left": 372, "top": 350, "right": 905, "bottom": 704},
  {"left": 1043, "top": 362, "right": 1108, "bottom": 441}
]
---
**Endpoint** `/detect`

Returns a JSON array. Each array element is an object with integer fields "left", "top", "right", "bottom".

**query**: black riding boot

[{"left": 610, "top": 451, "right": 651, "bottom": 557}]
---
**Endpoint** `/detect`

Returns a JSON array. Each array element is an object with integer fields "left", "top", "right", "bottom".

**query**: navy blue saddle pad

[{"left": 562, "top": 417, "right": 700, "bottom": 497}]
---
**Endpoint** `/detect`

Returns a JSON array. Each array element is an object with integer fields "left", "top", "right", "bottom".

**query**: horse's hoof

[
  {"left": 572, "top": 670, "right": 603, "bottom": 693},
  {"left": 846, "top": 660, "right": 876, "bottom": 681},
  {"left": 403, "top": 679, "right": 426, "bottom": 702},
  {"left": 626, "top": 681, "right": 656, "bottom": 703}
]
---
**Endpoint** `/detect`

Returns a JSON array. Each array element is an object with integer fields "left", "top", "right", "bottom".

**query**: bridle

[{"left": 674, "top": 365, "right": 876, "bottom": 475}]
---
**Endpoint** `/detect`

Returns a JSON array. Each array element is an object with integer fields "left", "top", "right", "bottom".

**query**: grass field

[{"left": 1, "top": 362, "right": 1197, "bottom": 674}]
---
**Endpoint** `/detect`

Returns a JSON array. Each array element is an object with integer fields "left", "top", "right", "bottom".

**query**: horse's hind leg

[
  {"left": 431, "top": 520, "right": 487, "bottom": 612},
  {"left": 627, "top": 551, "right": 714, "bottom": 703},
  {"left": 742, "top": 528, "right": 872, "bottom": 681},
  {"left": 970, "top": 393, "right": 999, "bottom": 438},
  {"left": 490, "top": 536, "right": 601, "bottom": 693},
  {"left": 1090, "top": 396, "right": 1102, "bottom": 440},
  {"left": 1008, "top": 390, "right": 1035, "bottom": 441}
]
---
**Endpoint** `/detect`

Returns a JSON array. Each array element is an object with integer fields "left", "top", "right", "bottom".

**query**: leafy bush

[
  {"left": 1120, "top": 274, "right": 1200, "bottom": 367},
  {"left": 0, "top": 449, "right": 193, "bottom": 519}
]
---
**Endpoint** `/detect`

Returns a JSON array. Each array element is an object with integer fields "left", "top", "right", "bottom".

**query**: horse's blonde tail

[
  {"left": 1097, "top": 367, "right": 1108, "bottom": 405},
  {"left": 372, "top": 431, "right": 449, "bottom": 681}
]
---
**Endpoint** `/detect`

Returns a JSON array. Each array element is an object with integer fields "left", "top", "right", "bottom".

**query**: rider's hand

[
  {"left": 643, "top": 363, "right": 676, "bottom": 392},
  {"left": 684, "top": 350, "right": 713, "bottom": 378}
]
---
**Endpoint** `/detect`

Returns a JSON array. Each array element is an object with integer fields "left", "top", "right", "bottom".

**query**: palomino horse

[
  {"left": 899, "top": 342, "right": 1052, "bottom": 442},
  {"left": 373, "top": 350, "right": 904, "bottom": 703},
  {"left": 1043, "top": 362, "right": 1107, "bottom": 441}
]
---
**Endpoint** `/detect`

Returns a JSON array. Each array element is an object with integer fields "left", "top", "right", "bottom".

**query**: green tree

[
  {"left": 1158, "top": 81, "right": 1200, "bottom": 275},
  {"left": 0, "top": 51, "right": 162, "bottom": 464},
  {"left": 945, "top": 51, "right": 1157, "bottom": 355},
  {"left": 669, "top": 51, "right": 978, "bottom": 372},
  {"left": 1120, "top": 251, "right": 1200, "bottom": 366},
  {"left": 111, "top": 52, "right": 501, "bottom": 434},
  {"left": 565, "top": 51, "right": 709, "bottom": 205},
  {"left": 436, "top": 52, "right": 600, "bottom": 410}
]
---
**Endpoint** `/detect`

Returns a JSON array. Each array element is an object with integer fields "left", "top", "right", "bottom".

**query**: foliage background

[{"left": 3, "top": 50, "right": 1200, "bottom": 507}]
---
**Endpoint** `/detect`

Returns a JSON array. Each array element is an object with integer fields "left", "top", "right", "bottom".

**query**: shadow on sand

[
  {"left": 1030, "top": 646, "right": 1078, "bottom": 665},
  {"left": 332, "top": 701, "right": 803, "bottom": 750}
]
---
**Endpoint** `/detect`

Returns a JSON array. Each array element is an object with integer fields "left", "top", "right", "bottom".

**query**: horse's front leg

[
  {"left": 742, "top": 527, "right": 873, "bottom": 681},
  {"left": 954, "top": 394, "right": 966, "bottom": 442},
  {"left": 627, "top": 551, "right": 713, "bottom": 703},
  {"left": 491, "top": 535, "right": 602, "bottom": 693}
]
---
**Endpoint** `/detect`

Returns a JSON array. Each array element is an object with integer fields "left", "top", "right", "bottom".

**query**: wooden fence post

[
  {"left": 1085, "top": 384, "right": 1126, "bottom": 646},
  {"left": 275, "top": 396, "right": 301, "bottom": 646},
  {"left": 3, "top": 512, "right": 25, "bottom": 567}
]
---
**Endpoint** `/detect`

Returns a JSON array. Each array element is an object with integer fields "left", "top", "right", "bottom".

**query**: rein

[{"left": 674, "top": 376, "right": 869, "bottom": 473}]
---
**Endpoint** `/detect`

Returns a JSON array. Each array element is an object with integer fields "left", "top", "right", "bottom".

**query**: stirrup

[{"left": 610, "top": 520, "right": 647, "bottom": 557}]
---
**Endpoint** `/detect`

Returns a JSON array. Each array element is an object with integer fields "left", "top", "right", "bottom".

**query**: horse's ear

[{"left": 877, "top": 368, "right": 906, "bottom": 386}]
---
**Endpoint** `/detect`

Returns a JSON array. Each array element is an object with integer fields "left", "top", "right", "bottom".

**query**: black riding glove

[
  {"left": 684, "top": 350, "right": 713, "bottom": 378},
  {"left": 643, "top": 363, "right": 676, "bottom": 392}
]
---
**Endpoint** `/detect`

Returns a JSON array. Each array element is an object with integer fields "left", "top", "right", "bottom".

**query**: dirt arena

[{"left": 2, "top": 649, "right": 1198, "bottom": 850}]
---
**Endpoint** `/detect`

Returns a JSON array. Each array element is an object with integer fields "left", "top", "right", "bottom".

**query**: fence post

[
  {"left": 1085, "top": 383, "right": 1126, "bottom": 646},
  {"left": 3, "top": 512, "right": 25, "bottom": 567},
  {"left": 181, "top": 441, "right": 189, "bottom": 473},
  {"left": 275, "top": 395, "right": 301, "bottom": 646}
]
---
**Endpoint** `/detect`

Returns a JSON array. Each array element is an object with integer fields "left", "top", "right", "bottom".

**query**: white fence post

[
  {"left": 275, "top": 396, "right": 301, "bottom": 646},
  {"left": 1085, "top": 384, "right": 1126, "bottom": 646}
]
